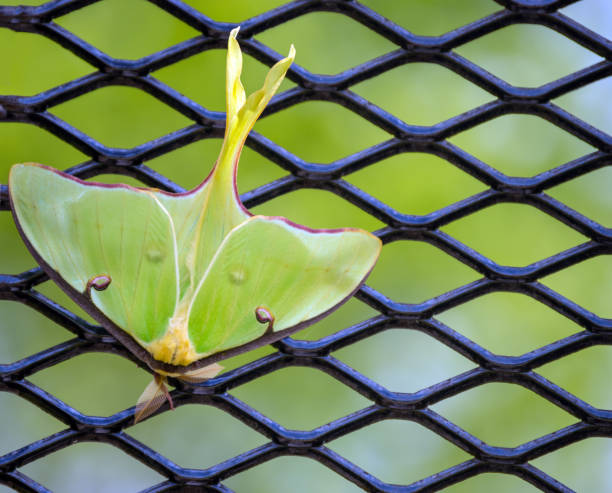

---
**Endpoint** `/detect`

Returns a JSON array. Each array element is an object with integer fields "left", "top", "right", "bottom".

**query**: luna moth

[{"left": 8, "top": 27, "right": 382, "bottom": 422}]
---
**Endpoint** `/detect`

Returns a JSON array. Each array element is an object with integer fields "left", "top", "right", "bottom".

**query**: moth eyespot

[
  {"left": 229, "top": 267, "right": 247, "bottom": 284},
  {"left": 146, "top": 249, "right": 165, "bottom": 263}
]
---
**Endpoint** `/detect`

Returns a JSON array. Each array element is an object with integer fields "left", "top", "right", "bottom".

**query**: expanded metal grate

[{"left": 1, "top": 0, "right": 611, "bottom": 491}]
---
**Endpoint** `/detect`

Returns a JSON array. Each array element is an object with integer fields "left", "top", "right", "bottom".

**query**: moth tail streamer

[{"left": 134, "top": 374, "right": 173, "bottom": 423}]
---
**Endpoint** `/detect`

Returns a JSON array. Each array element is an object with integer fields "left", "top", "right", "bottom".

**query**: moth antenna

[
  {"left": 255, "top": 306, "right": 275, "bottom": 334},
  {"left": 85, "top": 274, "right": 111, "bottom": 299},
  {"left": 134, "top": 374, "right": 171, "bottom": 423}
]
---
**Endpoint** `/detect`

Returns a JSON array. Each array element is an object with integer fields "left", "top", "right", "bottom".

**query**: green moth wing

[
  {"left": 8, "top": 27, "right": 382, "bottom": 387},
  {"left": 10, "top": 164, "right": 179, "bottom": 346},
  {"left": 186, "top": 216, "right": 381, "bottom": 357}
]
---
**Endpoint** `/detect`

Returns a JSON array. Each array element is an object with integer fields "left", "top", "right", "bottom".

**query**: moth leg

[
  {"left": 158, "top": 374, "right": 174, "bottom": 411},
  {"left": 255, "top": 306, "right": 275, "bottom": 334},
  {"left": 85, "top": 274, "right": 111, "bottom": 299}
]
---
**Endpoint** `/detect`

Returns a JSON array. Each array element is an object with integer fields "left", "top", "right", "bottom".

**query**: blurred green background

[{"left": 1, "top": 0, "right": 611, "bottom": 491}]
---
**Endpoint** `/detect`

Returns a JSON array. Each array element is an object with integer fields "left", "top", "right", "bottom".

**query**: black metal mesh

[{"left": 0, "top": 0, "right": 611, "bottom": 491}]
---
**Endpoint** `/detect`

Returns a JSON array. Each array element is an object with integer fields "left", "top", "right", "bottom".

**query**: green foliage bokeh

[{"left": 1, "top": 1, "right": 611, "bottom": 492}]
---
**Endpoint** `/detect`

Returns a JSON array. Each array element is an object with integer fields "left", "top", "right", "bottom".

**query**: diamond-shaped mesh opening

[
  {"left": 0, "top": 31, "right": 92, "bottom": 96},
  {"left": 56, "top": 0, "right": 200, "bottom": 60},
  {"left": 1, "top": 1, "right": 610, "bottom": 491},
  {"left": 448, "top": 114, "right": 595, "bottom": 177},
  {"left": 432, "top": 383, "right": 577, "bottom": 447},
  {"left": 538, "top": 346, "right": 612, "bottom": 409},
  {"left": 253, "top": 101, "right": 390, "bottom": 163},
  {"left": 441, "top": 203, "right": 587, "bottom": 267},
  {"left": 454, "top": 24, "right": 603, "bottom": 87},
  {"left": 554, "top": 77, "right": 612, "bottom": 135},
  {"left": 367, "top": 240, "right": 481, "bottom": 303},
  {"left": 29, "top": 353, "right": 151, "bottom": 416},
  {"left": 20, "top": 442, "right": 165, "bottom": 492},
  {"left": 548, "top": 166, "right": 612, "bottom": 227},
  {"left": 130, "top": 405, "right": 267, "bottom": 468},
  {"left": 345, "top": 153, "right": 487, "bottom": 215},
  {"left": 352, "top": 63, "right": 493, "bottom": 126},
  {"left": 230, "top": 367, "right": 371, "bottom": 430},
  {"left": 51, "top": 86, "right": 193, "bottom": 148},
  {"left": 542, "top": 255, "right": 612, "bottom": 318},
  {"left": 255, "top": 12, "right": 396, "bottom": 74},
  {"left": 531, "top": 438, "right": 612, "bottom": 492},
  {"left": 329, "top": 419, "right": 472, "bottom": 484},
  {"left": 334, "top": 329, "right": 475, "bottom": 392},
  {"left": 436, "top": 292, "right": 581, "bottom": 356}
]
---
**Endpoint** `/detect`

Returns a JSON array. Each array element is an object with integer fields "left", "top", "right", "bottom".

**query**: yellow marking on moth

[{"left": 147, "top": 301, "right": 199, "bottom": 366}]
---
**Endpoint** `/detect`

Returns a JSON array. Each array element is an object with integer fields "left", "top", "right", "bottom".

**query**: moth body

[{"left": 8, "top": 27, "right": 382, "bottom": 423}]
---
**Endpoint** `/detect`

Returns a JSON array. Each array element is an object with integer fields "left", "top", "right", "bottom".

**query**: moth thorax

[{"left": 147, "top": 314, "right": 198, "bottom": 366}]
